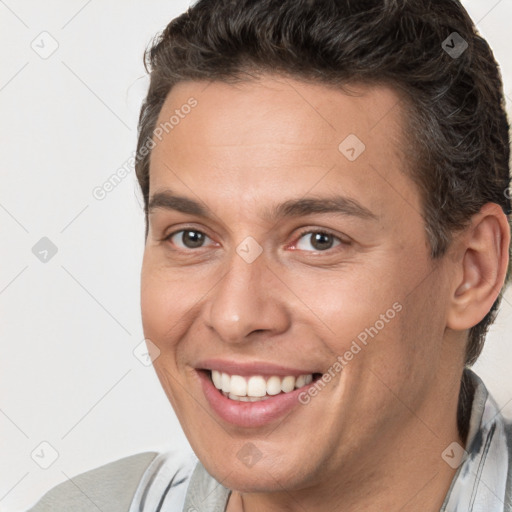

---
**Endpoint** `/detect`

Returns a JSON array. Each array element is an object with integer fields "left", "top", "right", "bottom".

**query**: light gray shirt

[{"left": 28, "top": 369, "right": 512, "bottom": 511}]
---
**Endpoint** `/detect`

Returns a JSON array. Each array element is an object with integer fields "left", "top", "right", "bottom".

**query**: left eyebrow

[
  {"left": 147, "top": 190, "right": 378, "bottom": 222},
  {"left": 263, "top": 196, "right": 379, "bottom": 222}
]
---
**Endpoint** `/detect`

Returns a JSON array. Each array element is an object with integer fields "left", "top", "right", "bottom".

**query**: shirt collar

[{"left": 440, "top": 368, "right": 511, "bottom": 511}]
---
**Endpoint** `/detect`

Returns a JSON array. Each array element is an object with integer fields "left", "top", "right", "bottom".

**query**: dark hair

[{"left": 135, "top": 0, "right": 511, "bottom": 368}]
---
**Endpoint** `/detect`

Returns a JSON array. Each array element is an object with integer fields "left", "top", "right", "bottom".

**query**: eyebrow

[{"left": 148, "top": 190, "right": 378, "bottom": 222}]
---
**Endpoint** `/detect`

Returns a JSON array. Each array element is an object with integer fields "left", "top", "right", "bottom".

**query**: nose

[{"left": 204, "top": 248, "right": 291, "bottom": 344}]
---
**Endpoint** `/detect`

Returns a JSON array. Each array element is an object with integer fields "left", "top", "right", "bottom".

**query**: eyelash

[
  {"left": 293, "top": 228, "right": 347, "bottom": 251},
  {"left": 162, "top": 226, "right": 349, "bottom": 253}
]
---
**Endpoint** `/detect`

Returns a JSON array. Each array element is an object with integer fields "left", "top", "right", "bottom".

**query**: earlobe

[{"left": 446, "top": 203, "right": 510, "bottom": 331}]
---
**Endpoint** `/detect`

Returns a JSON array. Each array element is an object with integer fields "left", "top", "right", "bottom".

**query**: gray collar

[{"left": 183, "top": 462, "right": 231, "bottom": 512}]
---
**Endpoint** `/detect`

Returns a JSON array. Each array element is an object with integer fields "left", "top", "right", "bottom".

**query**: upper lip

[{"left": 196, "top": 358, "right": 319, "bottom": 377}]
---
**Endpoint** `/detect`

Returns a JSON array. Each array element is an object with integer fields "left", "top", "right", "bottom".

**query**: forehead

[
  {"left": 153, "top": 76, "right": 405, "bottom": 148},
  {"left": 148, "top": 76, "right": 419, "bottom": 221}
]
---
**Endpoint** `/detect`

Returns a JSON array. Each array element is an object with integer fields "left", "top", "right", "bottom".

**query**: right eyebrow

[{"left": 148, "top": 190, "right": 208, "bottom": 217}]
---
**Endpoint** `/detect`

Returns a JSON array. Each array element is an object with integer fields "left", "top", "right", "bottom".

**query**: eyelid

[
  {"left": 290, "top": 228, "right": 349, "bottom": 252},
  {"left": 161, "top": 225, "right": 350, "bottom": 253},
  {"left": 162, "top": 226, "right": 216, "bottom": 247},
  {"left": 161, "top": 223, "right": 212, "bottom": 241}
]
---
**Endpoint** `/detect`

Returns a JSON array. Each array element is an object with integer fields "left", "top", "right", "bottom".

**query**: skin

[{"left": 140, "top": 76, "right": 510, "bottom": 511}]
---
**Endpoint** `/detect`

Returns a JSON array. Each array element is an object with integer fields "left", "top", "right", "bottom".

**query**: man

[{"left": 29, "top": 0, "right": 512, "bottom": 510}]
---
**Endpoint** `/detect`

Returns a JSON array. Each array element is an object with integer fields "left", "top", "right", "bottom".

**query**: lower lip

[{"left": 197, "top": 370, "right": 315, "bottom": 428}]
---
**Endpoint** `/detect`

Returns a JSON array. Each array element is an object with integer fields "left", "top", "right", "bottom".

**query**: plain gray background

[{"left": 1, "top": 1, "right": 511, "bottom": 510}]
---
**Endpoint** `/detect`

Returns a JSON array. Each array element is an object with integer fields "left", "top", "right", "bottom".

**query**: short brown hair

[{"left": 135, "top": 0, "right": 511, "bottom": 366}]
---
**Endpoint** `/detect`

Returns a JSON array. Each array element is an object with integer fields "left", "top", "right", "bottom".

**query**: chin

[
  {"left": 201, "top": 451, "right": 313, "bottom": 493},
  {"left": 218, "top": 472, "right": 293, "bottom": 494}
]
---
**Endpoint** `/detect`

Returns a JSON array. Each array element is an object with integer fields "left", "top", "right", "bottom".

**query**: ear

[{"left": 446, "top": 203, "right": 510, "bottom": 331}]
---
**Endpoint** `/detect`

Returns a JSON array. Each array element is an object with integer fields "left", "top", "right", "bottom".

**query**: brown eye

[
  {"left": 295, "top": 231, "right": 343, "bottom": 252},
  {"left": 167, "top": 229, "right": 210, "bottom": 249}
]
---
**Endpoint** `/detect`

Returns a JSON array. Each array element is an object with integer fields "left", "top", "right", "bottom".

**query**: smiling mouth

[{"left": 205, "top": 369, "right": 323, "bottom": 402}]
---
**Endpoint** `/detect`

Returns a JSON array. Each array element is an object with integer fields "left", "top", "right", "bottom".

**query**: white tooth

[
  {"left": 221, "top": 372, "right": 231, "bottom": 393},
  {"left": 247, "top": 376, "right": 267, "bottom": 397},
  {"left": 227, "top": 392, "right": 271, "bottom": 402},
  {"left": 281, "top": 376, "right": 296, "bottom": 393},
  {"left": 247, "top": 395, "right": 271, "bottom": 402},
  {"left": 266, "top": 376, "right": 282, "bottom": 395},
  {"left": 211, "top": 370, "right": 222, "bottom": 389},
  {"left": 295, "top": 375, "right": 306, "bottom": 389},
  {"left": 230, "top": 375, "right": 247, "bottom": 396},
  {"left": 304, "top": 374, "right": 313, "bottom": 385}
]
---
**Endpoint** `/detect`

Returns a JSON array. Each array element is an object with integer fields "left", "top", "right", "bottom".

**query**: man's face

[{"left": 141, "top": 77, "right": 455, "bottom": 491}]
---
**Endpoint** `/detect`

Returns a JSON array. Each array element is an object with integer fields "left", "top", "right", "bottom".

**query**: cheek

[
  {"left": 288, "top": 261, "right": 401, "bottom": 347},
  {"left": 348, "top": 274, "right": 448, "bottom": 411},
  {"left": 140, "top": 255, "right": 216, "bottom": 372},
  {"left": 140, "top": 257, "right": 185, "bottom": 347},
  {"left": 305, "top": 255, "right": 432, "bottom": 383},
  {"left": 141, "top": 252, "right": 192, "bottom": 322},
  {"left": 140, "top": 274, "right": 169, "bottom": 338}
]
